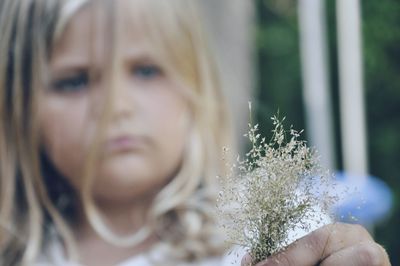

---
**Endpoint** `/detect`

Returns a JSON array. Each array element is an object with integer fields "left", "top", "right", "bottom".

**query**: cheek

[
  {"left": 39, "top": 101, "right": 91, "bottom": 182},
  {"left": 149, "top": 87, "right": 190, "bottom": 137},
  {"left": 151, "top": 97, "right": 190, "bottom": 170}
]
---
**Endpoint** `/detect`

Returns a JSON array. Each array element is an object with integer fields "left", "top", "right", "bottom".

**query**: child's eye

[
  {"left": 132, "top": 64, "right": 162, "bottom": 79},
  {"left": 50, "top": 72, "right": 89, "bottom": 93}
]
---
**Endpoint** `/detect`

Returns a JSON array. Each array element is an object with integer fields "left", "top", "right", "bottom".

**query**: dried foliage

[{"left": 217, "top": 108, "right": 336, "bottom": 265}]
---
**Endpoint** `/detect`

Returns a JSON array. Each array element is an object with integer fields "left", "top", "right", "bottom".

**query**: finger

[
  {"left": 320, "top": 241, "right": 391, "bottom": 266},
  {"left": 319, "top": 223, "right": 374, "bottom": 257},
  {"left": 255, "top": 223, "right": 373, "bottom": 266},
  {"left": 241, "top": 254, "right": 253, "bottom": 266}
]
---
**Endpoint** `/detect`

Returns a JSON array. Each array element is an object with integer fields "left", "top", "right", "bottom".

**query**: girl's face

[{"left": 39, "top": 1, "right": 189, "bottom": 203}]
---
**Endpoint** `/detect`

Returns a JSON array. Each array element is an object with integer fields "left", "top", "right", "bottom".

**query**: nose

[{"left": 109, "top": 79, "right": 134, "bottom": 121}]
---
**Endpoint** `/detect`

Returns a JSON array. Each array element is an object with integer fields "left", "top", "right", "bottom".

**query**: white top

[
  {"left": 35, "top": 241, "right": 246, "bottom": 266},
  {"left": 35, "top": 207, "right": 330, "bottom": 266}
]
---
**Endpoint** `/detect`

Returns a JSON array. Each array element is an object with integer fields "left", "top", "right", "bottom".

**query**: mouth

[{"left": 105, "top": 135, "right": 146, "bottom": 154}]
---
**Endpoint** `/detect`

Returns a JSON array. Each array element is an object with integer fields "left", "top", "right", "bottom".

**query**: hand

[{"left": 241, "top": 223, "right": 391, "bottom": 266}]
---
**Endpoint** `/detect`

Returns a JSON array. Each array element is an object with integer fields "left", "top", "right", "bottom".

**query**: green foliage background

[{"left": 254, "top": 0, "right": 400, "bottom": 264}]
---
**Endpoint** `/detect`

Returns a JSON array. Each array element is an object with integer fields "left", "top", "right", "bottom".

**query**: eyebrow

[
  {"left": 121, "top": 50, "right": 166, "bottom": 70},
  {"left": 49, "top": 45, "right": 161, "bottom": 76},
  {"left": 122, "top": 44, "right": 159, "bottom": 59},
  {"left": 50, "top": 56, "right": 91, "bottom": 72}
]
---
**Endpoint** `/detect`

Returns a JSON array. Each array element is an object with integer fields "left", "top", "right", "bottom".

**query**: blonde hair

[{"left": 0, "top": 0, "right": 233, "bottom": 264}]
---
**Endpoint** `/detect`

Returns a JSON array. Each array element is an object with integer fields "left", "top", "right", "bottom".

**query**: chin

[
  {"left": 93, "top": 178, "right": 167, "bottom": 203},
  {"left": 96, "top": 170, "right": 170, "bottom": 198},
  {"left": 95, "top": 156, "right": 178, "bottom": 199}
]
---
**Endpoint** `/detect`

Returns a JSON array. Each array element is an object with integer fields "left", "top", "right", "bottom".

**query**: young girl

[{"left": 0, "top": 0, "right": 390, "bottom": 265}]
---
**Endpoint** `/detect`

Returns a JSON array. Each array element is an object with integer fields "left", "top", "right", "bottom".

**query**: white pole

[
  {"left": 198, "top": 0, "right": 255, "bottom": 154},
  {"left": 298, "top": 0, "right": 335, "bottom": 171},
  {"left": 336, "top": 0, "right": 368, "bottom": 179}
]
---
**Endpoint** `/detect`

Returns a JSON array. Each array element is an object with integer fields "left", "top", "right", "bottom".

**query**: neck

[
  {"left": 76, "top": 191, "right": 157, "bottom": 238},
  {"left": 73, "top": 194, "right": 159, "bottom": 265}
]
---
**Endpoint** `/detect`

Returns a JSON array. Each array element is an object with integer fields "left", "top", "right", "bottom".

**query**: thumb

[{"left": 241, "top": 253, "right": 253, "bottom": 266}]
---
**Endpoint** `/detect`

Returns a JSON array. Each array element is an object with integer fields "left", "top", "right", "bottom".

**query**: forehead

[{"left": 51, "top": 0, "right": 174, "bottom": 64}]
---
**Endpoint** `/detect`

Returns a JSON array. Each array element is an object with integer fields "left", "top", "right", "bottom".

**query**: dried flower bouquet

[{"left": 218, "top": 106, "right": 336, "bottom": 265}]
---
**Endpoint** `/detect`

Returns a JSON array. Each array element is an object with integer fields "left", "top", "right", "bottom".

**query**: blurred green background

[{"left": 254, "top": 0, "right": 399, "bottom": 264}]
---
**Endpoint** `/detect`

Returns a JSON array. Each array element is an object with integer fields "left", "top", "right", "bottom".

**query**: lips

[{"left": 106, "top": 135, "right": 145, "bottom": 153}]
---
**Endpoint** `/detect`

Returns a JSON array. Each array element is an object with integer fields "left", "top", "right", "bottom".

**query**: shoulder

[
  {"left": 36, "top": 236, "right": 246, "bottom": 266},
  {"left": 119, "top": 246, "right": 246, "bottom": 266}
]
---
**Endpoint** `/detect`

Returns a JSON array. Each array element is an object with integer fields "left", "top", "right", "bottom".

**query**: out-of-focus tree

[{"left": 362, "top": 1, "right": 400, "bottom": 265}]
